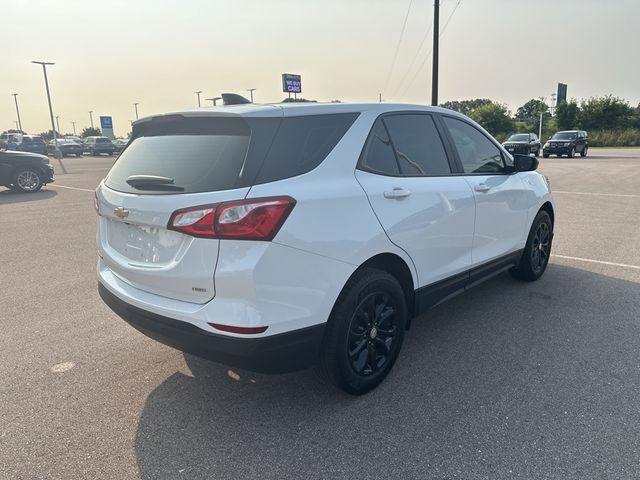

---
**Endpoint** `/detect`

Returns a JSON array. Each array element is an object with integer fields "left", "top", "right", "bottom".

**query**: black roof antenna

[{"left": 221, "top": 93, "right": 251, "bottom": 105}]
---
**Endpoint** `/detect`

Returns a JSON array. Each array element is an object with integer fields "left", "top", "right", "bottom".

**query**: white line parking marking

[
  {"left": 553, "top": 190, "right": 640, "bottom": 199},
  {"left": 552, "top": 254, "right": 640, "bottom": 271},
  {"left": 49, "top": 184, "right": 94, "bottom": 193}
]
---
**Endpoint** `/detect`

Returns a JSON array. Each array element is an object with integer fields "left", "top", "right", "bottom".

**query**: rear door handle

[
  {"left": 474, "top": 183, "right": 491, "bottom": 193},
  {"left": 384, "top": 187, "right": 411, "bottom": 199}
]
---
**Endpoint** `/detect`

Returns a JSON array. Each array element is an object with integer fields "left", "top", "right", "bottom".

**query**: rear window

[
  {"left": 96, "top": 138, "right": 110, "bottom": 143},
  {"left": 104, "top": 113, "right": 358, "bottom": 194}
]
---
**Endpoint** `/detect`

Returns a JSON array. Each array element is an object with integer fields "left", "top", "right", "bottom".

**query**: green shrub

[{"left": 588, "top": 129, "right": 640, "bottom": 147}]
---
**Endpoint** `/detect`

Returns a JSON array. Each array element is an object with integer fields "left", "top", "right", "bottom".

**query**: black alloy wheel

[
  {"left": 347, "top": 291, "right": 399, "bottom": 377},
  {"left": 320, "top": 268, "right": 407, "bottom": 395},
  {"left": 511, "top": 210, "right": 553, "bottom": 281},
  {"left": 530, "top": 220, "right": 551, "bottom": 276}
]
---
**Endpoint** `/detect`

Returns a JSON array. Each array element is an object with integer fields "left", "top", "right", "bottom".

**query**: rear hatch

[{"left": 96, "top": 112, "right": 281, "bottom": 304}]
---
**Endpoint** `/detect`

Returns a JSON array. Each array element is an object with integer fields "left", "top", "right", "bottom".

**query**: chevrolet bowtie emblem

[{"left": 114, "top": 207, "right": 129, "bottom": 219}]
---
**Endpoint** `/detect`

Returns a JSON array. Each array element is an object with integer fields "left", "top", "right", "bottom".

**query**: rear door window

[
  {"left": 358, "top": 119, "right": 400, "bottom": 175},
  {"left": 384, "top": 114, "right": 452, "bottom": 176}
]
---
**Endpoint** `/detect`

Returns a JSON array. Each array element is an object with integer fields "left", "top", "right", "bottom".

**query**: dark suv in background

[
  {"left": 502, "top": 133, "right": 541, "bottom": 156},
  {"left": 84, "top": 136, "right": 116, "bottom": 156},
  {"left": 543, "top": 130, "right": 588, "bottom": 158}
]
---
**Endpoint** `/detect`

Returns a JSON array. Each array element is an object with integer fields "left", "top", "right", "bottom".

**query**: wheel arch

[
  {"left": 341, "top": 252, "right": 417, "bottom": 329},
  {"left": 539, "top": 201, "right": 554, "bottom": 226}
]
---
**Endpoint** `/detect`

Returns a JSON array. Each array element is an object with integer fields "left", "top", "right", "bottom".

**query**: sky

[{"left": 2, "top": 0, "right": 639, "bottom": 137}]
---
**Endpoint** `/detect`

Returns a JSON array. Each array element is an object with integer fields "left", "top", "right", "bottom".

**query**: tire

[
  {"left": 319, "top": 268, "right": 407, "bottom": 395},
  {"left": 12, "top": 168, "right": 43, "bottom": 193},
  {"left": 580, "top": 146, "right": 588, "bottom": 157},
  {"left": 568, "top": 147, "right": 575, "bottom": 158},
  {"left": 543, "top": 153, "right": 549, "bottom": 158},
  {"left": 511, "top": 210, "right": 553, "bottom": 282},
  {"left": 534, "top": 148, "right": 540, "bottom": 157}
]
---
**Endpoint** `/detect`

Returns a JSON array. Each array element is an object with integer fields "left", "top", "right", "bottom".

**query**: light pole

[
  {"left": 55, "top": 116, "right": 61, "bottom": 134},
  {"left": 11, "top": 93, "right": 22, "bottom": 132},
  {"left": 71, "top": 121, "right": 76, "bottom": 135},
  {"left": 14, "top": 121, "right": 19, "bottom": 129},
  {"left": 194, "top": 90, "right": 202, "bottom": 107},
  {"left": 89, "top": 110, "right": 94, "bottom": 129},
  {"left": 247, "top": 88, "right": 256, "bottom": 103},
  {"left": 205, "top": 97, "right": 222, "bottom": 106},
  {"left": 133, "top": 103, "right": 139, "bottom": 120},
  {"left": 32, "top": 60, "right": 66, "bottom": 172}
]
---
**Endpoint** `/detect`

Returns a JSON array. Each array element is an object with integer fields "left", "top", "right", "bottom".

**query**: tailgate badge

[{"left": 114, "top": 207, "right": 129, "bottom": 219}]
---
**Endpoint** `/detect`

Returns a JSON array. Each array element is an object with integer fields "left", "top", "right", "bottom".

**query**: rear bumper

[{"left": 98, "top": 282, "right": 325, "bottom": 374}]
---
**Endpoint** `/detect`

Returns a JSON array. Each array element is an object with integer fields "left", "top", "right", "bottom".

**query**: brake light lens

[{"left": 167, "top": 196, "right": 296, "bottom": 240}]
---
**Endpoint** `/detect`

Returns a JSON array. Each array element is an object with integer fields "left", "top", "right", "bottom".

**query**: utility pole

[
  {"left": 71, "top": 121, "right": 76, "bottom": 135},
  {"left": 133, "top": 102, "right": 139, "bottom": 120},
  {"left": 247, "top": 88, "right": 256, "bottom": 103},
  {"left": 379, "top": 93, "right": 383, "bottom": 103},
  {"left": 194, "top": 90, "right": 202, "bottom": 107},
  {"left": 12, "top": 94, "right": 22, "bottom": 132},
  {"left": 32, "top": 60, "right": 66, "bottom": 173},
  {"left": 538, "top": 112, "right": 543, "bottom": 141},
  {"left": 14, "top": 121, "right": 19, "bottom": 129},
  {"left": 431, "top": 0, "right": 440, "bottom": 106},
  {"left": 89, "top": 110, "right": 94, "bottom": 128},
  {"left": 55, "top": 116, "right": 61, "bottom": 134}
]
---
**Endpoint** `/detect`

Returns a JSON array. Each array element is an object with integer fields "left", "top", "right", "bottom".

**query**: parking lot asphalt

[{"left": 1, "top": 149, "right": 639, "bottom": 479}]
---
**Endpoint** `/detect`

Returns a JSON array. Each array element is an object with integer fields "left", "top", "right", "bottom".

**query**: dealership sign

[
  {"left": 282, "top": 73, "right": 302, "bottom": 94},
  {"left": 99, "top": 116, "right": 115, "bottom": 139}
]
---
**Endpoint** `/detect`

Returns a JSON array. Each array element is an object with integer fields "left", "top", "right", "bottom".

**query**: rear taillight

[
  {"left": 94, "top": 191, "right": 100, "bottom": 215},
  {"left": 167, "top": 196, "right": 296, "bottom": 241}
]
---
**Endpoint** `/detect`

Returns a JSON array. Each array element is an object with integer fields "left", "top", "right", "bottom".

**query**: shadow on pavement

[
  {"left": 134, "top": 264, "right": 640, "bottom": 479},
  {"left": 0, "top": 188, "right": 57, "bottom": 205}
]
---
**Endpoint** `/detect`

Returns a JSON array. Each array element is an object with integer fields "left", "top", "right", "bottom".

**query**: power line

[
  {"left": 391, "top": 0, "right": 449, "bottom": 97},
  {"left": 382, "top": 0, "right": 414, "bottom": 95},
  {"left": 398, "top": 0, "right": 462, "bottom": 99}
]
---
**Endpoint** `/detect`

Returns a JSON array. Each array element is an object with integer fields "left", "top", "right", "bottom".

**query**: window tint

[
  {"left": 443, "top": 116, "right": 506, "bottom": 174},
  {"left": 104, "top": 114, "right": 358, "bottom": 194},
  {"left": 359, "top": 119, "right": 399, "bottom": 175},
  {"left": 255, "top": 113, "right": 359, "bottom": 184},
  {"left": 105, "top": 134, "right": 251, "bottom": 194},
  {"left": 383, "top": 114, "right": 451, "bottom": 176}
]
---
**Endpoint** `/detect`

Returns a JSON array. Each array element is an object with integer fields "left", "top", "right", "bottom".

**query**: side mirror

[{"left": 513, "top": 154, "right": 538, "bottom": 172}]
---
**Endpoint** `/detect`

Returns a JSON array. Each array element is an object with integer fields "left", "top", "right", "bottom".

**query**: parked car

[
  {"left": 112, "top": 138, "right": 129, "bottom": 153},
  {"left": 502, "top": 133, "right": 541, "bottom": 156},
  {"left": 64, "top": 136, "right": 86, "bottom": 149},
  {"left": 48, "top": 139, "right": 83, "bottom": 157},
  {"left": 543, "top": 130, "right": 588, "bottom": 158},
  {"left": 84, "top": 136, "right": 116, "bottom": 156},
  {"left": 17, "top": 135, "right": 47, "bottom": 155},
  {"left": 96, "top": 103, "right": 555, "bottom": 394},
  {"left": 0, "top": 145, "right": 54, "bottom": 192},
  {"left": 0, "top": 132, "right": 23, "bottom": 149}
]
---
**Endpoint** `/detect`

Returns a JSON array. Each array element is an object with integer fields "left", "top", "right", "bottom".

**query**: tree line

[{"left": 440, "top": 96, "right": 640, "bottom": 146}]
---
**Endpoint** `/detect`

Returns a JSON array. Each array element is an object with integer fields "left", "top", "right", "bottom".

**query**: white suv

[{"left": 96, "top": 103, "right": 554, "bottom": 394}]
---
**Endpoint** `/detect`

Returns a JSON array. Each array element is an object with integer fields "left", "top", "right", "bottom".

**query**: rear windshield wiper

[{"left": 125, "top": 175, "right": 184, "bottom": 191}]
